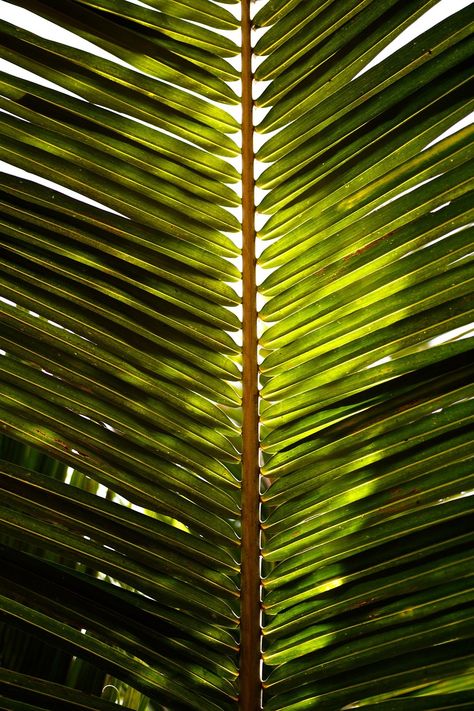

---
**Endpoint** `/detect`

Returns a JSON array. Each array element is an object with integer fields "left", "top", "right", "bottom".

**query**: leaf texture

[
  {"left": 0, "top": 0, "right": 241, "bottom": 708},
  {"left": 0, "top": 1, "right": 473, "bottom": 709},
  {"left": 256, "top": 2, "right": 474, "bottom": 709}
]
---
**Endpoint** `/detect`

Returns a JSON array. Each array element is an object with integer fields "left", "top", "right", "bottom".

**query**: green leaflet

[
  {"left": 0, "top": 175, "right": 241, "bottom": 279},
  {"left": 0, "top": 71, "right": 240, "bottom": 201},
  {"left": 2, "top": 3, "right": 239, "bottom": 101},
  {"left": 0, "top": 595, "right": 234, "bottom": 709},
  {"left": 0, "top": 667, "right": 137, "bottom": 711},
  {"left": 133, "top": 0, "right": 239, "bottom": 30},
  {"left": 256, "top": 6, "right": 472, "bottom": 135}
]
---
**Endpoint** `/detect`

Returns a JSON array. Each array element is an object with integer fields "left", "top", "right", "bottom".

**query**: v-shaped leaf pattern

[{"left": 0, "top": 1, "right": 473, "bottom": 709}]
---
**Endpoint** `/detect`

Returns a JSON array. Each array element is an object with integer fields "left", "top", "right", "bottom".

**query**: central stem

[{"left": 240, "top": 0, "right": 261, "bottom": 709}]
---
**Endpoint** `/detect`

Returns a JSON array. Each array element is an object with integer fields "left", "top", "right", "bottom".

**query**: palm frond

[
  {"left": 0, "top": 1, "right": 472, "bottom": 709},
  {"left": 257, "top": 3, "right": 473, "bottom": 708},
  {"left": 1, "top": 0, "right": 242, "bottom": 707}
]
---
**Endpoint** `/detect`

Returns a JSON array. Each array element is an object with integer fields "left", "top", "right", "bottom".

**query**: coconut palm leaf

[{"left": 0, "top": 1, "right": 472, "bottom": 709}]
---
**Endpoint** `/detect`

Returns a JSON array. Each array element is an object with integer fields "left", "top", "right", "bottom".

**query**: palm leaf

[
  {"left": 257, "top": 2, "right": 473, "bottom": 708},
  {"left": 0, "top": 0, "right": 472, "bottom": 709}
]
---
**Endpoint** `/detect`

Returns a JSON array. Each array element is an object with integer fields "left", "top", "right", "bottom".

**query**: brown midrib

[{"left": 240, "top": 0, "right": 262, "bottom": 709}]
